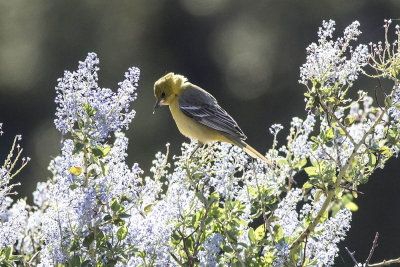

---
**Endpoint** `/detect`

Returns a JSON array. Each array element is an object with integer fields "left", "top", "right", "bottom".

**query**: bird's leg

[{"left": 190, "top": 142, "right": 204, "bottom": 158}]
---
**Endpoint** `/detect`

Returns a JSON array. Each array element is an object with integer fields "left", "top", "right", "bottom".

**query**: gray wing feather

[{"left": 179, "top": 85, "right": 246, "bottom": 140}]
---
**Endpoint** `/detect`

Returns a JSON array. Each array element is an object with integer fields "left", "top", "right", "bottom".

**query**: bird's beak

[{"left": 153, "top": 99, "right": 163, "bottom": 114}]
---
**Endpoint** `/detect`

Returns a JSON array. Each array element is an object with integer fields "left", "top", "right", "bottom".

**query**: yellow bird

[{"left": 153, "top": 73, "right": 274, "bottom": 167}]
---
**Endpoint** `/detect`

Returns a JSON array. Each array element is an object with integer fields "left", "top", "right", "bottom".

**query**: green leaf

[
  {"left": 171, "top": 232, "right": 181, "bottom": 245},
  {"left": 69, "top": 255, "right": 81, "bottom": 266},
  {"left": 92, "top": 147, "right": 104, "bottom": 157},
  {"left": 83, "top": 103, "right": 97, "bottom": 116},
  {"left": 83, "top": 232, "right": 94, "bottom": 248},
  {"left": 255, "top": 225, "right": 265, "bottom": 241},
  {"left": 226, "top": 230, "right": 238, "bottom": 243},
  {"left": 345, "top": 201, "right": 358, "bottom": 211},
  {"left": 344, "top": 116, "right": 356, "bottom": 126},
  {"left": 222, "top": 245, "right": 234, "bottom": 253},
  {"left": 185, "top": 236, "right": 194, "bottom": 251},
  {"left": 233, "top": 217, "right": 247, "bottom": 226},
  {"left": 209, "top": 191, "right": 220, "bottom": 202},
  {"left": 69, "top": 183, "right": 79, "bottom": 190},
  {"left": 5, "top": 246, "right": 12, "bottom": 260},
  {"left": 78, "top": 119, "right": 85, "bottom": 129},
  {"left": 295, "top": 157, "right": 307, "bottom": 169},
  {"left": 303, "top": 181, "right": 313, "bottom": 190},
  {"left": 103, "top": 146, "right": 111, "bottom": 156},
  {"left": 144, "top": 204, "right": 153, "bottom": 214},
  {"left": 8, "top": 255, "right": 21, "bottom": 262},
  {"left": 113, "top": 218, "right": 125, "bottom": 226},
  {"left": 117, "top": 226, "right": 128, "bottom": 240},
  {"left": 273, "top": 225, "right": 283, "bottom": 242},
  {"left": 120, "top": 195, "right": 131, "bottom": 203},
  {"left": 100, "top": 160, "right": 107, "bottom": 175},
  {"left": 103, "top": 214, "right": 112, "bottom": 221},
  {"left": 73, "top": 142, "right": 85, "bottom": 154},
  {"left": 388, "top": 128, "right": 398, "bottom": 145},
  {"left": 325, "top": 127, "right": 335, "bottom": 140},
  {"left": 305, "top": 166, "right": 318, "bottom": 177},
  {"left": 70, "top": 240, "right": 79, "bottom": 251},
  {"left": 118, "top": 213, "right": 131, "bottom": 218},
  {"left": 368, "top": 153, "right": 376, "bottom": 167},
  {"left": 320, "top": 210, "right": 329, "bottom": 223},
  {"left": 95, "top": 228, "right": 105, "bottom": 241},
  {"left": 190, "top": 213, "right": 198, "bottom": 228},
  {"left": 205, "top": 216, "right": 213, "bottom": 226},
  {"left": 248, "top": 227, "right": 256, "bottom": 244},
  {"left": 111, "top": 199, "right": 120, "bottom": 212},
  {"left": 311, "top": 142, "right": 319, "bottom": 151},
  {"left": 210, "top": 206, "right": 224, "bottom": 219},
  {"left": 384, "top": 96, "right": 392, "bottom": 107},
  {"left": 105, "top": 261, "right": 117, "bottom": 267},
  {"left": 81, "top": 260, "right": 91, "bottom": 267}
]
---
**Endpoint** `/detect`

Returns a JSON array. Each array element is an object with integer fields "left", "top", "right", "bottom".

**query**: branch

[
  {"left": 369, "top": 257, "right": 400, "bottom": 267},
  {"left": 345, "top": 247, "right": 359, "bottom": 265},
  {"left": 365, "top": 232, "right": 379, "bottom": 266},
  {"left": 301, "top": 235, "right": 308, "bottom": 267},
  {"left": 345, "top": 232, "right": 400, "bottom": 267},
  {"left": 177, "top": 229, "right": 195, "bottom": 266},
  {"left": 193, "top": 199, "right": 216, "bottom": 257}
]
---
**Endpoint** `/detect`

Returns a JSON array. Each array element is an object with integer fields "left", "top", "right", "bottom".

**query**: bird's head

[{"left": 153, "top": 72, "right": 187, "bottom": 113}]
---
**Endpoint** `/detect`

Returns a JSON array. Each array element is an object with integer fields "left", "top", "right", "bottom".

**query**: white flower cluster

[
  {"left": 54, "top": 53, "right": 140, "bottom": 142},
  {"left": 269, "top": 189, "right": 352, "bottom": 266},
  {"left": 289, "top": 114, "right": 316, "bottom": 159},
  {"left": 0, "top": 199, "right": 28, "bottom": 249},
  {"left": 300, "top": 20, "right": 368, "bottom": 88},
  {"left": 0, "top": 129, "right": 29, "bottom": 250},
  {"left": 198, "top": 233, "right": 224, "bottom": 267}
]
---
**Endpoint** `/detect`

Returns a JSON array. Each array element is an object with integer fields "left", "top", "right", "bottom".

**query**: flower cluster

[
  {"left": 300, "top": 20, "right": 368, "bottom": 88},
  {"left": 2, "top": 20, "right": 400, "bottom": 267},
  {"left": 0, "top": 127, "right": 30, "bottom": 263},
  {"left": 54, "top": 52, "right": 140, "bottom": 142}
]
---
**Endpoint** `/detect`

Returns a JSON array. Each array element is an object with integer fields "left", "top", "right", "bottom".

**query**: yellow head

[{"left": 153, "top": 73, "right": 187, "bottom": 113}]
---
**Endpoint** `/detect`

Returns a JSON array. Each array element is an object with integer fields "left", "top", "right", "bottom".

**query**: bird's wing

[{"left": 179, "top": 84, "right": 246, "bottom": 140}]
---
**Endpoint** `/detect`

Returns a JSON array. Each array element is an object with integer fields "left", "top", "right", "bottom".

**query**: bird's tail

[
  {"left": 242, "top": 142, "right": 275, "bottom": 167},
  {"left": 223, "top": 134, "right": 274, "bottom": 167}
]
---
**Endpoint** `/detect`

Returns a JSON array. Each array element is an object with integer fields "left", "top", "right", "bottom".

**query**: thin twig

[
  {"left": 369, "top": 257, "right": 400, "bottom": 267},
  {"left": 339, "top": 185, "right": 364, "bottom": 195},
  {"left": 365, "top": 232, "right": 380, "bottom": 266},
  {"left": 193, "top": 198, "right": 216, "bottom": 257},
  {"left": 177, "top": 229, "right": 195, "bottom": 266},
  {"left": 345, "top": 247, "right": 359, "bottom": 265},
  {"left": 301, "top": 235, "right": 308, "bottom": 267},
  {"left": 374, "top": 86, "right": 383, "bottom": 109}
]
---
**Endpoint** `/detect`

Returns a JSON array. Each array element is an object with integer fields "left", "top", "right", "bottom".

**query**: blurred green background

[{"left": 0, "top": 0, "right": 399, "bottom": 266}]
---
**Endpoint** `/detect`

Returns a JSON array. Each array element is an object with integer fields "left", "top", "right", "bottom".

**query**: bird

[{"left": 153, "top": 72, "right": 274, "bottom": 167}]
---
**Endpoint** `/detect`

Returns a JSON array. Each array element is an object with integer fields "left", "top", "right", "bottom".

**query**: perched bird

[{"left": 153, "top": 73, "right": 274, "bottom": 167}]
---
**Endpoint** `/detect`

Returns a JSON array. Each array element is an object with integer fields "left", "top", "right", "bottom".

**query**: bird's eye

[{"left": 161, "top": 92, "right": 166, "bottom": 98}]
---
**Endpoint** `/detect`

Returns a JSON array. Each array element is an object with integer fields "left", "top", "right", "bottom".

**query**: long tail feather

[
  {"left": 221, "top": 133, "right": 274, "bottom": 167},
  {"left": 242, "top": 143, "right": 275, "bottom": 167}
]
